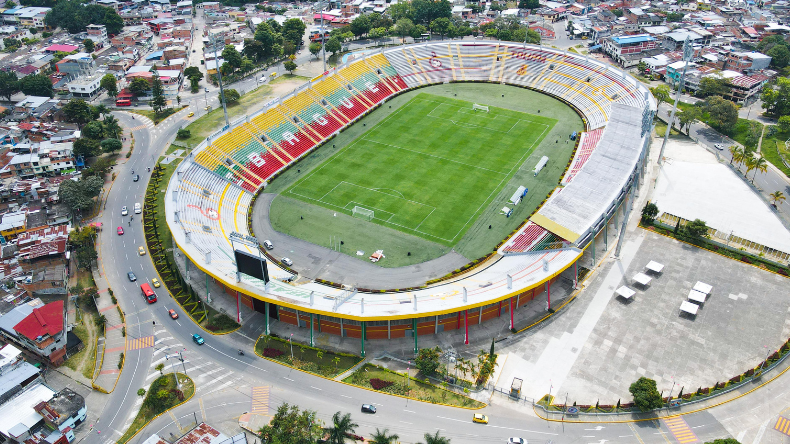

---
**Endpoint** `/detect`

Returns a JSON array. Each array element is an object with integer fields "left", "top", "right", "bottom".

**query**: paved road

[{"left": 79, "top": 52, "right": 775, "bottom": 444}]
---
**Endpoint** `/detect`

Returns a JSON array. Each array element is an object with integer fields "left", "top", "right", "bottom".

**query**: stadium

[{"left": 164, "top": 41, "right": 656, "bottom": 354}]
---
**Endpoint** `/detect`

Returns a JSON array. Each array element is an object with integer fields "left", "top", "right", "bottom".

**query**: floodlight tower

[{"left": 658, "top": 37, "right": 693, "bottom": 165}]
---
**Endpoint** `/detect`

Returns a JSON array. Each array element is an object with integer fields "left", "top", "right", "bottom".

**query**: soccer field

[{"left": 283, "top": 93, "right": 557, "bottom": 246}]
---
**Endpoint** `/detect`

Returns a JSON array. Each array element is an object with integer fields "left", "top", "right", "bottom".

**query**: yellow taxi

[
  {"left": 138, "top": 246, "right": 146, "bottom": 256},
  {"left": 472, "top": 414, "right": 488, "bottom": 424},
  {"left": 151, "top": 278, "right": 161, "bottom": 288},
  {"left": 187, "top": 112, "right": 194, "bottom": 117}
]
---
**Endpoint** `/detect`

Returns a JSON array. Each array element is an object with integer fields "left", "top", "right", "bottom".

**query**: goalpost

[
  {"left": 472, "top": 103, "right": 489, "bottom": 113},
  {"left": 352, "top": 206, "right": 374, "bottom": 221}
]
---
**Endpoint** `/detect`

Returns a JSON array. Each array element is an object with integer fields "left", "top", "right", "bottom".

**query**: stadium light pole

[
  {"left": 210, "top": 33, "right": 230, "bottom": 128},
  {"left": 658, "top": 36, "right": 692, "bottom": 166},
  {"left": 317, "top": 1, "right": 328, "bottom": 73}
]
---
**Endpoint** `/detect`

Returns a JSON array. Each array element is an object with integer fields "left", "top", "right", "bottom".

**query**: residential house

[
  {"left": 0, "top": 210, "right": 26, "bottom": 239},
  {"left": 86, "top": 24, "right": 108, "bottom": 44},
  {"left": 724, "top": 51, "right": 772, "bottom": 74},
  {"left": 43, "top": 44, "right": 79, "bottom": 54},
  {"left": 33, "top": 388, "right": 87, "bottom": 439},
  {"left": 67, "top": 73, "right": 103, "bottom": 99},
  {"left": 55, "top": 53, "right": 96, "bottom": 80},
  {"left": 603, "top": 34, "right": 661, "bottom": 67},
  {"left": 11, "top": 300, "right": 68, "bottom": 366}
]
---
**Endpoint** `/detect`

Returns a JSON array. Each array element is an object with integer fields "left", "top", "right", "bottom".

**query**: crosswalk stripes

[
  {"left": 251, "top": 386, "right": 270, "bottom": 415},
  {"left": 127, "top": 335, "right": 155, "bottom": 350},
  {"left": 775, "top": 416, "right": 790, "bottom": 436},
  {"left": 663, "top": 417, "right": 699, "bottom": 443}
]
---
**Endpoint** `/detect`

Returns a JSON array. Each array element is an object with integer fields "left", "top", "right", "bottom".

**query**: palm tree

[
  {"left": 327, "top": 412, "right": 358, "bottom": 444},
  {"left": 770, "top": 190, "right": 787, "bottom": 206},
  {"left": 744, "top": 155, "right": 757, "bottom": 179},
  {"left": 370, "top": 428, "right": 399, "bottom": 444},
  {"left": 751, "top": 156, "right": 768, "bottom": 180},
  {"left": 95, "top": 104, "right": 109, "bottom": 118},
  {"left": 728, "top": 145, "right": 740, "bottom": 165},
  {"left": 422, "top": 430, "right": 451, "bottom": 444},
  {"left": 103, "top": 114, "right": 122, "bottom": 139}
]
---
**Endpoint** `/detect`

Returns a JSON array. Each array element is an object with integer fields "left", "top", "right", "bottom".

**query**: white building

[{"left": 67, "top": 74, "right": 103, "bottom": 99}]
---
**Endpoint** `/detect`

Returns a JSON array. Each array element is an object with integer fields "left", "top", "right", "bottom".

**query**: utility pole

[
  {"left": 658, "top": 36, "right": 692, "bottom": 165},
  {"left": 210, "top": 34, "right": 230, "bottom": 127}
]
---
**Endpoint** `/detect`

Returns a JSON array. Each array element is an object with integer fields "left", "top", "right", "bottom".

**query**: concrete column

[
  {"left": 264, "top": 302, "right": 270, "bottom": 335},
  {"left": 412, "top": 318, "right": 418, "bottom": 354},
  {"left": 464, "top": 310, "right": 469, "bottom": 345},
  {"left": 309, "top": 313, "right": 314, "bottom": 347},
  {"left": 434, "top": 315, "right": 439, "bottom": 334},
  {"left": 478, "top": 306, "right": 483, "bottom": 324},
  {"left": 509, "top": 297, "right": 514, "bottom": 330},
  {"left": 592, "top": 231, "right": 597, "bottom": 265},
  {"left": 361, "top": 321, "right": 366, "bottom": 357},
  {"left": 340, "top": 318, "right": 344, "bottom": 337},
  {"left": 317, "top": 314, "right": 321, "bottom": 333},
  {"left": 604, "top": 224, "right": 608, "bottom": 250},
  {"left": 574, "top": 262, "right": 578, "bottom": 288},
  {"left": 546, "top": 281, "right": 552, "bottom": 310},
  {"left": 497, "top": 301, "right": 502, "bottom": 317},
  {"left": 387, "top": 320, "right": 390, "bottom": 339}
]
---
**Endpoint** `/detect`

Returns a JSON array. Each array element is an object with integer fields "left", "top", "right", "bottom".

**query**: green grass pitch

[{"left": 283, "top": 93, "right": 557, "bottom": 246}]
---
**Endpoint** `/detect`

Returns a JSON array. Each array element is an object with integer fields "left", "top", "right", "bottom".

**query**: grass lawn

[
  {"left": 343, "top": 363, "right": 484, "bottom": 408},
  {"left": 179, "top": 85, "right": 273, "bottom": 147},
  {"left": 255, "top": 335, "right": 362, "bottom": 378},
  {"left": 760, "top": 132, "right": 790, "bottom": 177},
  {"left": 75, "top": 268, "right": 95, "bottom": 290},
  {"left": 117, "top": 373, "right": 194, "bottom": 443},
  {"left": 270, "top": 73, "right": 310, "bottom": 85},
  {"left": 268, "top": 84, "right": 579, "bottom": 263},
  {"left": 654, "top": 120, "right": 680, "bottom": 137},
  {"left": 62, "top": 315, "right": 96, "bottom": 380}
]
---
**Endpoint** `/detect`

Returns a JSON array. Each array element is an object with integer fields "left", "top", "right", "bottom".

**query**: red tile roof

[
  {"left": 13, "top": 300, "right": 64, "bottom": 341},
  {"left": 730, "top": 74, "right": 769, "bottom": 88}
]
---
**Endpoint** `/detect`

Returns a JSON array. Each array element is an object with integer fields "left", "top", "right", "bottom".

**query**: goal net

[
  {"left": 352, "top": 206, "right": 374, "bottom": 221},
  {"left": 472, "top": 103, "right": 489, "bottom": 112}
]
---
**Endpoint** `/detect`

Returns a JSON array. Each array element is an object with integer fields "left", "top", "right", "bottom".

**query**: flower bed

[{"left": 254, "top": 335, "right": 362, "bottom": 378}]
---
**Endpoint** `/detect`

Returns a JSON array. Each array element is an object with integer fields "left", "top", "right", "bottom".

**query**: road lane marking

[
  {"left": 284, "top": 377, "right": 294, "bottom": 381},
  {"left": 435, "top": 416, "right": 558, "bottom": 436},
  {"left": 310, "top": 386, "right": 322, "bottom": 391},
  {"left": 404, "top": 409, "right": 416, "bottom": 413}
]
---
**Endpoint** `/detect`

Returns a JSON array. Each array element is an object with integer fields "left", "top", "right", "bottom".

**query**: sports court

[{"left": 283, "top": 93, "right": 556, "bottom": 245}]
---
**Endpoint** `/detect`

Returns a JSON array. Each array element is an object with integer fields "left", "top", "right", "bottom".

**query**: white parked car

[
  {"left": 134, "top": 203, "right": 142, "bottom": 214},
  {"left": 281, "top": 257, "right": 293, "bottom": 267},
  {"left": 714, "top": 143, "right": 725, "bottom": 151},
  {"left": 121, "top": 206, "right": 128, "bottom": 216}
]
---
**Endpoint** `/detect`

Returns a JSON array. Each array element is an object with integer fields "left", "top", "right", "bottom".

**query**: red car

[
  {"left": 168, "top": 309, "right": 178, "bottom": 319},
  {"left": 117, "top": 226, "right": 124, "bottom": 235}
]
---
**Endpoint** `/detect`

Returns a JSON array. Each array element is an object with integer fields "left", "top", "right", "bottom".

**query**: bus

[
  {"left": 116, "top": 99, "right": 132, "bottom": 106},
  {"left": 141, "top": 283, "right": 157, "bottom": 304}
]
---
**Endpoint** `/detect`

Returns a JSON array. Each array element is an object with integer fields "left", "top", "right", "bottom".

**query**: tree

[
  {"left": 369, "top": 27, "right": 387, "bottom": 44},
  {"left": 430, "top": 17, "right": 451, "bottom": 40},
  {"left": 129, "top": 77, "right": 150, "bottom": 97},
  {"left": 83, "top": 38, "right": 94, "bottom": 53},
  {"left": 698, "top": 76, "right": 730, "bottom": 98},
  {"left": 254, "top": 21, "right": 279, "bottom": 57},
  {"left": 0, "top": 71, "right": 18, "bottom": 101},
  {"left": 325, "top": 37, "right": 342, "bottom": 57},
  {"left": 103, "top": 8, "right": 124, "bottom": 34},
  {"left": 100, "top": 138, "right": 122, "bottom": 153},
  {"left": 284, "top": 60, "right": 297, "bottom": 74},
  {"left": 137, "top": 388, "right": 146, "bottom": 398},
  {"left": 73, "top": 138, "right": 101, "bottom": 158},
  {"left": 750, "top": 155, "right": 768, "bottom": 180},
  {"left": 309, "top": 41, "right": 322, "bottom": 59},
  {"left": 82, "top": 121, "right": 104, "bottom": 140},
  {"left": 3, "top": 37, "right": 21, "bottom": 50},
  {"left": 221, "top": 44, "right": 242, "bottom": 70},
  {"left": 242, "top": 38, "right": 265, "bottom": 62},
  {"left": 637, "top": 60, "right": 648, "bottom": 74},
  {"left": 422, "top": 430, "right": 451, "bottom": 444},
  {"left": 149, "top": 73, "right": 167, "bottom": 114},
  {"left": 768, "top": 44, "right": 790, "bottom": 69},
  {"left": 58, "top": 175, "right": 103, "bottom": 214},
  {"left": 103, "top": 115, "right": 121, "bottom": 138},
  {"left": 326, "top": 412, "right": 358, "bottom": 444},
  {"left": 628, "top": 377, "right": 663, "bottom": 411},
  {"left": 761, "top": 77, "right": 790, "bottom": 117},
  {"left": 395, "top": 18, "right": 415, "bottom": 43},
  {"left": 677, "top": 107, "right": 700, "bottom": 134},
  {"left": 667, "top": 11, "right": 685, "bottom": 22},
  {"left": 240, "top": 57, "right": 254, "bottom": 73},
  {"left": 19, "top": 74, "right": 53, "bottom": 97},
  {"left": 62, "top": 99, "right": 93, "bottom": 128},
  {"left": 184, "top": 66, "right": 203, "bottom": 82},
  {"left": 282, "top": 17, "right": 307, "bottom": 47},
  {"left": 705, "top": 96, "right": 738, "bottom": 132},
  {"left": 703, "top": 440, "right": 741, "bottom": 444},
  {"left": 415, "top": 346, "right": 441, "bottom": 376},
  {"left": 770, "top": 190, "right": 786, "bottom": 206},
  {"left": 650, "top": 85, "right": 671, "bottom": 108},
  {"left": 518, "top": 0, "right": 540, "bottom": 10},
  {"left": 155, "top": 363, "right": 165, "bottom": 375},
  {"left": 729, "top": 145, "right": 743, "bottom": 166},
  {"left": 641, "top": 202, "right": 658, "bottom": 224},
  {"left": 350, "top": 14, "right": 371, "bottom": 38},
  {"left": 684, "top": 219, "right": 709, "bottom": 238},
  {"left": 779, "top": 116, "right": 790, "bottom": 133},
  {"left": 100, "top": 73, "right": 117, "bottom": 97},
  {"left": 220, "top": 88, "right": 240, "bottom": 104},
  {"left": 370, "top": 428, "right": 399, "bottom": 444},
  {"left": 177, "top": 128, "right": 191, "bottom": 139},
  {"left": 258, "top": 403, "right": 324, "bottom": 444}
]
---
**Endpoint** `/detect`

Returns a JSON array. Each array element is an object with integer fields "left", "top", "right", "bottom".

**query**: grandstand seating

[
  {"left": 189, "top": 42, "right": 649, "bottom": 197},
  {"left": 563, "top": 129, "right": 604, "bottom": 185},
  {"left": 503, "top": 222, "right": 550, "bottom": 253}
]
